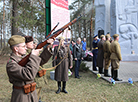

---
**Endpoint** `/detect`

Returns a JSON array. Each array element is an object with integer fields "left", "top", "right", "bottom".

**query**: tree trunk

[
  {"left": 1, "top": 24, "right": 2, "bottom": 49},
  {"left": 12, "top": 0, "right": 18, "bottom": 35},
  {"left": 3, "top": 0, "right": 6, "bottom": 47},
  {"left": 90, "top": 0, "right": 95, "bottom": 50}
]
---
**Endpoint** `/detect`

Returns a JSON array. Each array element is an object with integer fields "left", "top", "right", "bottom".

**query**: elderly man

[
  {"left": 6, "top": 34, "right": 54, "bottom": 102},
  {"left": 73, "top": 37, "right": 83, "bottom": 79},
  {"left": 110, "top": 34, "right": 122, "bottom": 81}
]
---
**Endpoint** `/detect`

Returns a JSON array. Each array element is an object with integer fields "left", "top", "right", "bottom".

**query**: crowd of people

[
  {"left": 6, "top": 32, "right": 122, "bottom": 102},
  {"left": 92, "top": 33, "right": 122, "bottom": 81}
]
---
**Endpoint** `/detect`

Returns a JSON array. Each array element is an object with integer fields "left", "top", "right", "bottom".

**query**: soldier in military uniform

[
  {"left": 103, "top": 34, "right": 111, "bottom": 77},
  {"left": 110, "top": 34, "right": 122, "bottom": 81},
  {"left": 92, "top": 35, "right": 100, "bottom": 71},
  {"left": 52, "top": 36, "right": 73, "bottom": 94},
  {"left": 25, "top": 36, "right": 51, "bottom": 101},
  {"left": 97, "top": 35, "right": 105, "bottom": 74},
  {"left": 6, "top": 35, "right": 54, "bottom": 102}
]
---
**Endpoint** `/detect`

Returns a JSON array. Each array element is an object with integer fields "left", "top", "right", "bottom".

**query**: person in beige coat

[
  {"left": 52, "top": 36, "right": 73, "bottom": 94},
  {"left": 103, "top": 34, "right": 111, "bottom": 77},
  {"left": 6, "top": 34, "right": 54, "bottom": 102},
  {"left": 110, "top": 34, "right": 122, "bottom": 81}
]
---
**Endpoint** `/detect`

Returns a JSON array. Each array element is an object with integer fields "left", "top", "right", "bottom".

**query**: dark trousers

[
  {"left": 75, "top": 60, "right": 81, "bottom": 77},
  {"left": 93, "top": 53, "right": 97, "bottom": 70}
]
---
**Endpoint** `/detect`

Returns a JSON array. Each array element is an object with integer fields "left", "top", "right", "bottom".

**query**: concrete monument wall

[
  {"left": 111, "top": 0, "right": 138, "bottom": 61},
  {"left": 94, "top": 0, "right": 111, "bottom": 35}
]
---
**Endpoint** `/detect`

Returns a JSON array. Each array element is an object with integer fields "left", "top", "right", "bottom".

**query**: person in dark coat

[
  {"left": 52, "top": 36, "right": 73, "bottom": 94},
  {"left": 6, "top": 35, "right": 54, "bottom": 102},
  {"left": 92, "top": 34, "right": 100, "bottom": 71},
  {"left": 73, "top": 37, "right": 83, "bottom": 79},
  {"left": 97, "top": 35, "right": 105, "bottom": 74}
]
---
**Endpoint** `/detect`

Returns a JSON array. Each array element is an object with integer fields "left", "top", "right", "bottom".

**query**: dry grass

[{"left": 0, "top": 56, "right": 138, "bottom": 102}]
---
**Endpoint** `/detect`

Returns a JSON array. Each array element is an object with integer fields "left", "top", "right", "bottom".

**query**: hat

[
  {"left": 58, "top": 36, "right": 65, "bottom": 40},
  {"left": 93, "top": 34, "right": 98, "bottom": 38},
  {"left": 100, "top": 35, "right": 105, "bottom": 39},
  {"left": 25, "top": 36, "right": 34, "bottom": 43},
  {"left": 105, "top": 34, "right": 110, "bottom": 38},
  {"left": 8, "top": 35, "right": 25, "bottom": 46},
  {"left": 107, "top": 32, "right": 110, "bottom": 34},
  {"left": 113, "top": 34, "right": 119, "bottom": 39},
  {"left": 33, "top": 38, "right": 39, "bottom": 44}
]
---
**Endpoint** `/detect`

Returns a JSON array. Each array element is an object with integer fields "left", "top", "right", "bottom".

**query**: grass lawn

[{"left": 0, "top": 55, "right": 138, "bottom": 102}]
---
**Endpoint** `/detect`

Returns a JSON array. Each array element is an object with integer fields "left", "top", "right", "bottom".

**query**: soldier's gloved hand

[{"left": 31, "top": 49, "right": 43, "bottom": 56}]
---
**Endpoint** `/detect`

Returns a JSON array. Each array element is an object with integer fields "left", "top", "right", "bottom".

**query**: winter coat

[{"left": 52, "top": 45, "right": 72, "bottom": 81}]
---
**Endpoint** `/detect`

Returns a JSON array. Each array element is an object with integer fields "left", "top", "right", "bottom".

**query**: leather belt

[
  {"left": 13, "top": 86, "right": 23, "bottom": 89},
  {"left": 93, "top": 47, "right": 98, "bottom": 49}
]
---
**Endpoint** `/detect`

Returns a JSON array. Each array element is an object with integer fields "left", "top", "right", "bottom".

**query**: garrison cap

[
  {"left": 93, "top": 34, "right": 98, "bottom": 38},
  {"left": 100, "top": 35, "right": 105, "bottom": 39},
  {"left": 105, "top": 34, "right": 110, "bottom": 38},
  {"left": 113, "top": 34, "right": 119, "bottom": 39},
  {"left": 8, "top": 35, "right": 25, "bottom": 46}
]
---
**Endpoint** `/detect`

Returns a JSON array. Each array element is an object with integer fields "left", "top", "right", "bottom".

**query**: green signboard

[{"left": 45, "top": 0, "right": 51, "bottom": 36}]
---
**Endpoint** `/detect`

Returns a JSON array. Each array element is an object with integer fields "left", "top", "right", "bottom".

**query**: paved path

[{"left": 84, "top": 61, "right": 138, "bottom": 83}]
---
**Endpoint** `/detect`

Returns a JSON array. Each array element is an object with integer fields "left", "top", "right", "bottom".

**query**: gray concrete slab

[{"left": 83, "top": 61, "right": 138, "bottom": 84}]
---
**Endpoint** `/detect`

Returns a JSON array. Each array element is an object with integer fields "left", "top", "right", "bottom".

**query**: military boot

[
  {"left": 104, "top": 69, "right": 111, "bottom": 77},
  {"left": 56, "top": 81, "right": 61, "bottom": 94},
  {"left": 114, "top": 70, "right": 122, "bottom": 81},
  {"left": 99, "top": 67, "right": 104, "bottom": 74},
  {"left": 62, "top": 81, "right": 68, "bottom": 94},
  {"left": 111, "top": 68, "right": 114, "bottom": 78}
]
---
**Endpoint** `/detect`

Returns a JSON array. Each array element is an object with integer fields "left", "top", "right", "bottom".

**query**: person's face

[
  {"left": 14, "top": 43, "right": 27, "bottom": 56},
  {"left": 26, "top": 41, "right": 34, "bottom": 49},
  {"left": 94, "top": 37, "right": 98, "bottom": 40},
  {"left": 60, "top": 39, "right": 64, "bottom": 45},
  {"left": 84, "top": 38, "right": 86, "bottom": 42},
  {"left": 102, "top": 36, "right": 106, "bottom": 41},
  {"left": 33, "top": 43, "right": 38, "bottom": 48},
  {"left": 77, "top": 40, "right": 81, "bottom": 44},
  {"left": 108, "top": 37, "right": 111, "bottom": 41},
  {"left": 116, "top": 36, "right": 119, "bottom": 41}
]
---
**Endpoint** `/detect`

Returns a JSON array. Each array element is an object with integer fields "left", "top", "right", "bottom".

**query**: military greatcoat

[
  {"left": 110, "top": 40, "right": 122, "bottom": 70},
  {"left": 6, "top": 48, "right": 52, "bottom": 102},
  {"left": 97, "top": 40, "right": 105, "bottom": 68},
  {"left": 52, "top": 46, "right": 73, "bottom": 81}
]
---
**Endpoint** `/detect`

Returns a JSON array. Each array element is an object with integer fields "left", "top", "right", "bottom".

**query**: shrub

[{"left": 72, "top": 61, "right": 89, "bottom": 72}]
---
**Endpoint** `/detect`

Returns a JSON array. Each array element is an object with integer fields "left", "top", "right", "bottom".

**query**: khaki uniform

[
  {"left": 103, "top": 40, "right": 111, "bottom": 70},
  {"left": 110, "top": 40, "right": 122, "bottom": 70},
  {"left": 6, "top": 53, "right": 41, "bottom": 102},
  {"left": 6, "top": 48, "right": 52, "bottom": 102}
]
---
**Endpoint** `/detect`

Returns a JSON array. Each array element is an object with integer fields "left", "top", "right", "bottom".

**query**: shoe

[
  {"left": 93, "top": 68, "right": 98, "bottom": 71},
  {"left": 75, "top": 76, "right": 80, "bottom": 79},
  {"left": 114, "top": 70, "right": 122, "bottom": 81},
  {"left": 62, "top": 82, "right": 68, "bottom": 94},
  {"left": 104, "top": 69, "right": 111, "bottom": 77},
  {"left": 78, "top": 75, "right": 82, "bottom": 77},
  {"left": 56, "top": 82, "right": 61, "bottom": 94}
]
